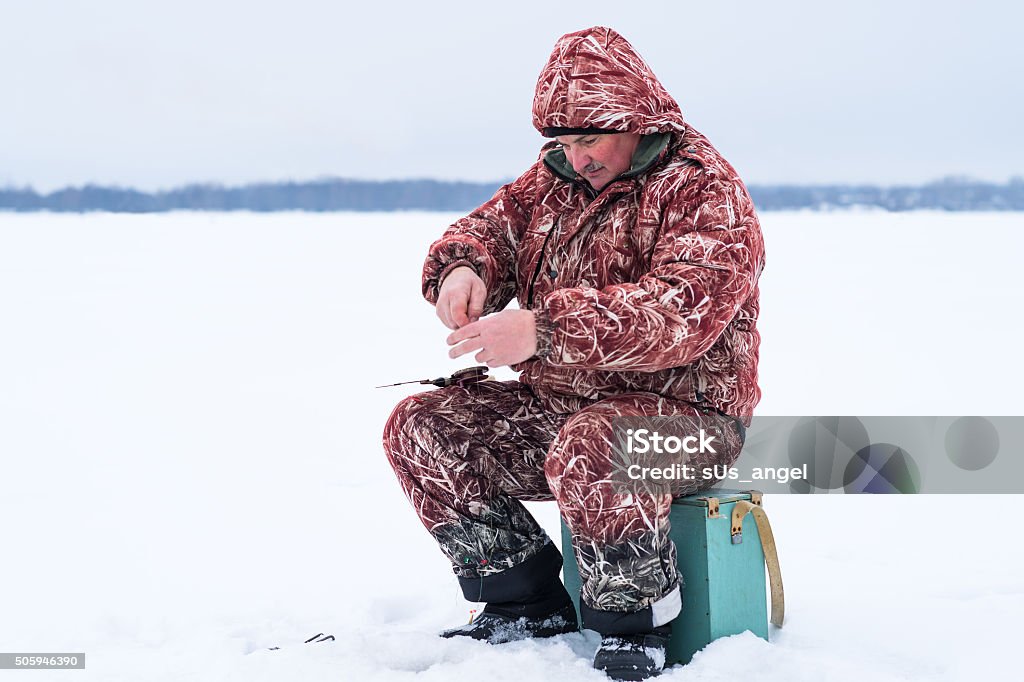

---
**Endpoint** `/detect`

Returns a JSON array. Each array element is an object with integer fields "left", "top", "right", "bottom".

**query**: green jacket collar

[{"left": 542, "top": 132, "right": 672, "bottom": 185}]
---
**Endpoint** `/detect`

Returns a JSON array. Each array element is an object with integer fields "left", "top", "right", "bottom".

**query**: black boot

[
  {"left": 440, "top": 598, "right": 578, "bottom": 644},
  {"left": 593, "top": 624, "right": 671, "bottom": 681},
  {"left": 441, "top": 542, "right": 579, "bottom": 643}
]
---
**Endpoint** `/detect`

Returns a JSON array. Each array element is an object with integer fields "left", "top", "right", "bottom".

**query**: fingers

[
  {"left": 436, "top": 296, "right": 453, "bottom": 330},
  {"left": 447, "top": 320, "right": 486, "bottom": 360},
  {"left": 436, "top": 290, "right": 468, "bottom": 330},
  {"left": 451, "top": 294, "right": 470, "bottom": 328},
  {"left": 451, "top": 337, "right": 500, "bottom": 367},
  {"left": 449, "top": 335, "right": 485, "bottom": 359},
  {"left": 468, "top": 279, "right": 486, "bottom": 324},
  {"left": 435, "top": 285, "right": 454, "bottom": 330},
  {"left": 447, "top": 321, "right": 477, "bottom": 347},
  {"left": 437, "top": 267, "right": 487, "bottom": 329}
]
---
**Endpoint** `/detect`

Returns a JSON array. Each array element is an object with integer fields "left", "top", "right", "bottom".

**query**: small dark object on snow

[
  {"left": 593, "top": 625, "right": 671, "bottom": 681},
  {"left": 440, "top": 601, "right": 578, "bottom": 644},
  {"left": 267, "top": 632, "right": 335, "bottom": 650}
]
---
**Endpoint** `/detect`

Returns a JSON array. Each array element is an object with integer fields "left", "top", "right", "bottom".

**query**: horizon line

[{"left": 3, "top": 174, "right": 1024, "bottom": 196}]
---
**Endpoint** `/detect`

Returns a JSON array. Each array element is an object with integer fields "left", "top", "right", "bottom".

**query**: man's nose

[{"left": 568, "top": 150, "right": 591, "bottom": 173}]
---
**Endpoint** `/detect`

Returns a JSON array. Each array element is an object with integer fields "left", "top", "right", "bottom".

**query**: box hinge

[{"left": 700, "top": 496, "right": 721, "bottom": 518}]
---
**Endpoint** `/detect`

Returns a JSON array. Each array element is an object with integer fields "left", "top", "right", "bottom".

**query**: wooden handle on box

[{"left": 732, "top": 500, "right": 785, "bottom": 627}]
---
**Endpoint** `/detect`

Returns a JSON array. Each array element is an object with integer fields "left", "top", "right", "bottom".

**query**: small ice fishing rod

[{"left": 375, "top": 366, "right": 490, "bottom": 389}]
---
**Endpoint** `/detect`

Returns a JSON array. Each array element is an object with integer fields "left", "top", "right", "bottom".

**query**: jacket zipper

[
  {"left": 526, "top": 194, "right": 621, "bottom": 308},
  {"left": 526, "top": 218, "right": 559, "bottom": 308}
]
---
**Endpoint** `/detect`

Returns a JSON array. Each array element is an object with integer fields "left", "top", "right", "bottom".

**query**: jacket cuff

[
  {"left": 533, "top": 307, "right": 558, "bottom": 360},
  {"left": 436, "top": 260, "right": 479, "bottom": 291},
  {"left": 422, "top": 236, "right": 493, "bottom": 305}
]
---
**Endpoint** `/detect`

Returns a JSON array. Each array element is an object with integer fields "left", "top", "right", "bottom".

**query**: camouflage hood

[{"left": 532, "top": 26, "right": 687, "bottom": 136}]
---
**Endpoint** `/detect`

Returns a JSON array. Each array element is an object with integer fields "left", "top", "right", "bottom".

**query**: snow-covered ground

[{"left": 1, "top": 210, "right": 1021, "bottom": 681}]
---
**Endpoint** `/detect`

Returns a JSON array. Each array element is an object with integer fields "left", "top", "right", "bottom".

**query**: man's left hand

[{"left": 447, "top": 309, "right": 537, "bottom": 367}]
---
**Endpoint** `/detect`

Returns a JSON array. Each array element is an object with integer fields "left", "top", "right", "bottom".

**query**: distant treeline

[{"left": 2, "top": 177, "right": 1023, "bottom": 213}]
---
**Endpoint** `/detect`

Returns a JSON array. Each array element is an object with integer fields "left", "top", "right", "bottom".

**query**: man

[{"left": 383, "top": 26, "right": 764, "bottom": 680}]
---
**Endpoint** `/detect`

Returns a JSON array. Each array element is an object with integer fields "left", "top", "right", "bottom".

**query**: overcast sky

[{"left": 2, "top": 0, "right": 1021, "bottom": 191}]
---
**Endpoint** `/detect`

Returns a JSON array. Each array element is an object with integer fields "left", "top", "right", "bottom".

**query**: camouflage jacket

[{"left": 422, "top": 27, "right": 765, "bottom": 423}]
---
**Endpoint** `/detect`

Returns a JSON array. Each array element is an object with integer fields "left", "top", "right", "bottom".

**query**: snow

[{"left": 0, "top": 209, "right": 1022, "bottom": 681}]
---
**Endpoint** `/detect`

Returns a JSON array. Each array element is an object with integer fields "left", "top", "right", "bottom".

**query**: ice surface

[{"left": 0, "top": 210, "right": 1021, "bottom": 680}]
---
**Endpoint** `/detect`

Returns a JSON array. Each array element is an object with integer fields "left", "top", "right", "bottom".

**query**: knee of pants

[
  {"left": 543, "top": 410, "right": 612, "bottom": 495},
  {"left": 382, "top": 393, "right": 433, "bottom": 470}
]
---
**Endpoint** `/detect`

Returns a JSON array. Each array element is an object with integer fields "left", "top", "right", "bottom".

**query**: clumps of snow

[{"left": 645, "top": 645, "right": 666, "bottom": 670}]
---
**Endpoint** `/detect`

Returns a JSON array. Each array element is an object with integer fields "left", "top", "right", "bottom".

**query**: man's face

[{"left": 554, "top": 132, "right": 642, "bottom": 191}]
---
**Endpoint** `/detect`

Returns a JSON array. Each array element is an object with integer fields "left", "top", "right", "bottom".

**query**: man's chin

[{"left": 583, "top": 172, "right": 608, "bottom": 190}]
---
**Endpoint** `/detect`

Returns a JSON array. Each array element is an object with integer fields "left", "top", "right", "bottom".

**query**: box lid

[{"left": 673, "top": 488, "right": 757, "bottom": 506}]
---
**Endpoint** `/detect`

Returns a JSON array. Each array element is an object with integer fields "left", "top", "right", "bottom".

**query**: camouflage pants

[{"left": 382, "top": 379, "right": 744, "bottom": 634}]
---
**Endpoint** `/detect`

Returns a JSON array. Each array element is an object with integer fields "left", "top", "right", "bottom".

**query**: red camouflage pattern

[
  {"left": 532, "top": 26, "right": 686, "bottom": 135},
  {"left": 383, "top": 379, "right": 744, "bottom": 614},
  {"left": 423, "top": 26, "right": 764, "bottom": 424},
  {"left": 385, "top": 26, "right": 764, "bottom": 627}
]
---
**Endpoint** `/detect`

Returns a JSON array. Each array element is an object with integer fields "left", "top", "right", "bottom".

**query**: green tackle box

[{"left": 560, "top": 489, "right": 784, "bottom": 666}]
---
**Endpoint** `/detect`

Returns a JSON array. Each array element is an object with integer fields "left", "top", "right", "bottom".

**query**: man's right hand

[{"left": 436, "top": 266, "right": 487, "bottom": 330}]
